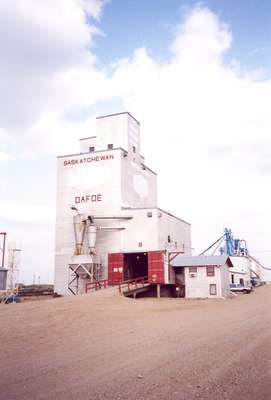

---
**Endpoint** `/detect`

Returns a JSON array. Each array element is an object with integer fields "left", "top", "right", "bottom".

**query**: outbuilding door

[{"left": 108, "top": 253, "right": 124, "bottom": 284}]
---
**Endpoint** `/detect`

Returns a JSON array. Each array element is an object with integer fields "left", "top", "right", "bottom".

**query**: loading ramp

[{"left": 118, "top": 276, "right": 152, "bottom": 298}]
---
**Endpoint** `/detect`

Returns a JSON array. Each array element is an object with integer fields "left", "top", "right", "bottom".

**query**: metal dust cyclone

[
  {"left": 73, "top": 214, "right": 86, "bottom": 255},
  {"left": 87, "top": 218, "right": 97, "bottom": 255}
]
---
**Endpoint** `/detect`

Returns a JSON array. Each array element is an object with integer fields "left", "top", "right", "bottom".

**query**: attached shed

[
  {"left": 229, "top": 256, "right": 251, "bottom": 287},
  {"left": 171, "top": 255, "right": 234, "bottom": 299}
]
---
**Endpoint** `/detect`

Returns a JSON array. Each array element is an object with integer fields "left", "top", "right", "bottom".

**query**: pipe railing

[
  {"left": 118, "top": 276, "right": 149, "bottom": 294},
  {"left": 85, "top": 279, "right": 109, "bottom": 293}
]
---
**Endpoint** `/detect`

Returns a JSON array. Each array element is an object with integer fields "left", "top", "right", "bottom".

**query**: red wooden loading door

[
  {"left": 108, "top": 253, "right": 124, "bottom": 284},
  {"left": 148, "top": 251, "right": 164, "bottom": 284}
]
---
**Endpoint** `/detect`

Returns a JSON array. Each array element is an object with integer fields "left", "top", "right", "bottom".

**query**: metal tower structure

[
  {"left": 7, "top": 244, "right": 21, "bottom": 291},
  {"left": 199, "top": 228, "right": 248, "bottom": 257},
  {"left": 219, "top": 228, "right": 248, "bottom": 257}
]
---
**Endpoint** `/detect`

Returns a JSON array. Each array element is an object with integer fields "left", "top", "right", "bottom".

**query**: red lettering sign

[
  {"left": 64, "top": 154, "right": 114, "bottom": 166},
  {"left": 74, "top": 194, "right": 103, "bottom": 203}
]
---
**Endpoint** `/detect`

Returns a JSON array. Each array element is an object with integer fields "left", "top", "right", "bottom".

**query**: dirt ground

[{"left": 0, "top": 285, "right": 270, "bottom": 400}]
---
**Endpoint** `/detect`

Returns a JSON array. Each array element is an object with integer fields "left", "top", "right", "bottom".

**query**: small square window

[
  {"left": 209, "top": 284, "right": 217, "bottom": 295},
  {"left": 189, "top": 266, "right": 197, "bottom": 273},
  {"left": 107, "top": 144, "right": 113, "bottom": 149},
  {"left": 206, "top": 266, "right": 215, "bottom": 277},
  {"left": 138, "top": 242, "right": 143, "bottom": 247},
  {"left": 89, "top": 146, "right": 95, "bottom": 152}
]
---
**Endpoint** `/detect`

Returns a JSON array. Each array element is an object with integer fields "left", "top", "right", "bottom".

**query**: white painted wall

[
  {"left": 120, "top": 209, "right": 159, "bottom": 252},
  {"left": 157, "top": 211, "right": 191, "bottom": 254},
  {"left": 229, "top": 256, "right": 251, "bottom": 286},
  {"left": 95, "top": 113, "right": 140, "bottom": 154},
  {"left": 55, "top": 149, "right": 122, "bottom": 294},
  {"left": 220, "top": 265, "right": 231, "bottom": 297},
  {"left": 185, "top": 266, "right": 226, "bottom": 298},
  {"left": 80, "top": 137, "right": 96, "bottom": 153},
  {"left": 157, "top": 211, "right": 191, "bottom": 284},
  {"left": 121, "top": 157, "right": 157, "bottom": 209}
]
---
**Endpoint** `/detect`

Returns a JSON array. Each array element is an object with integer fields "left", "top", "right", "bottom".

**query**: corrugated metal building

[{"left": 55, "top": 112, "right": 191, "bottom": 295}]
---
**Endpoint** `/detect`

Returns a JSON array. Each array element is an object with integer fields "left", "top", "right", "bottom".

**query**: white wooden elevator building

[{"left": 55, "top": 112, "right": 191, "bottom": 295}]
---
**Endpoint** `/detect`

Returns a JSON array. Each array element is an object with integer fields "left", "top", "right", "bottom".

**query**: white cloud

[
  {"left": 171, "top": 6, "right": 232, "bottom": 64},
  {"left": 0, "top": 152, "right": 14, "bottom": 162},
  {"left": 110, "top": 7, "right": 270, "bottom": 179},
  {"left": 0, "top": 0, "right": 106, "bottom": 154},
  {"left": 0, "top": 202, "right": 54, "bottom": 224}
]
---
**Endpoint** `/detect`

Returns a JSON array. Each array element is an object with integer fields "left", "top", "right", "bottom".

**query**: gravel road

[{"left": 0, "top": 285, "right": 270, "bottom": 400}]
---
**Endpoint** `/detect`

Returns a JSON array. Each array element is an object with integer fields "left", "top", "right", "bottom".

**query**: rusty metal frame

[{"left": 68, "top": 263, "right": 102, "bottom": 295}]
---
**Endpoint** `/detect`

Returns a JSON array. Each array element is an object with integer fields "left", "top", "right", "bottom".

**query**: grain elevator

[{"left": 55, "top": 112, "right": 191, "bottom": 295}]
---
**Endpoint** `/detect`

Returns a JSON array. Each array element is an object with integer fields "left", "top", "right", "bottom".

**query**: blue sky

[
  {"left": 94, "top": 0, "right": 271, "bottom": 72},
  {"left": 0, "top": 0, "right": 270, "bottom": 283}
]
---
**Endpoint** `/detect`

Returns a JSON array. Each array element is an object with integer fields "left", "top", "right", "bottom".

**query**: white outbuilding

[{"left": 171, "top": 255, "right": 234, "bottom": 298}]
